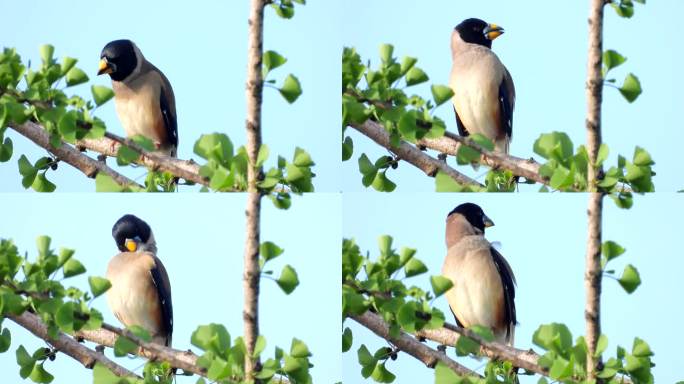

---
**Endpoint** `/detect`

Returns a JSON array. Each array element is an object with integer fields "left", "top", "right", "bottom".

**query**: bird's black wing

[
  {"left": 490, "top": 246, "right": 516, "bottom": 339},
  {"left": 453, "top": 105, "right": 469, "bottom": 137},
  {"left": 159, "top": 87, "right": 178, "bottom": 149},
  {"left": 498, "top": 67, "right": 515, "bottom": 139},
  {"left": 150, "top": 257, "right": 173, "bottom": 346}
]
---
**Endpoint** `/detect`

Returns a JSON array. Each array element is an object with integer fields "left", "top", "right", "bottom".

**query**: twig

[
  {"left": 7, "top": 311, "right": 140, "bottom": 379},
  {"left": 350, "top": 121, "right": 483, "bottom": 188},
  {"left": 350, "top": 311, "right": 481, "bottom": 378},
  {"left": 8, "top": 121, "right": 142, "bottom": 189}
]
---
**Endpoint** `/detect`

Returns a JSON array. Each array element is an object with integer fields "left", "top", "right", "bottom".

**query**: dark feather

[
  {"left": 498, "top": 67, "right": 515, "bottom": 140},
  {"left": 159, "top": 87, "right": 178, "bottom": 149},
  {"left": 490, "top": 246, "right": 516, "bottom": 340},
  {"left": 150, "top": 257, "right": 173, "bottom": 346},
  {"left": 453, "top": 105, "right": 469, "bottom": 137}
]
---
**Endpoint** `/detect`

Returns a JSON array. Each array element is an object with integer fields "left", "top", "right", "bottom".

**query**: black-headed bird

[
  {"left": 97, "top": 39, "right": 178, "bottom": 157},
  {"left": 107, "top": 214, "right": 173, "bottom": 346},
  {"left": 449, "top": 18, "right": 515, "bottom": 153},
  {"left": 442, "top": 203, "right": 516, "bottom": 345}
]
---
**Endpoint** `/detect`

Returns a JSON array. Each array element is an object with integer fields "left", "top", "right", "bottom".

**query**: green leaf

[
  {"left": 633, "top": 146, "right": 653, "bottom": 166},
  {"left": 113, "top": 335, "right": 138, "bottom": 357},
  {"left": 253, "top": 335, "right": 266, "bottom": 358},
  {"left": 430, "top": 84, "right": 454, "bottom": 106},
  {"left": 29, "top": 362, "right": 54, "bottom": 383},
  {"left": 191, "top": 323, "right": 231, "bottom": 355},
  {"left": 603, "top": 50, "right": 627, "bottom": 72},
  {"left": 95, "top": 173, "right": 125, "bottom": 192},
  {"left": 601, "top": 241, "right": 625, "bottom": 264},
  {"left": 435, "top": 171, "right": 465, "bottom": 192},
  {"left": 91, "top": 85, "right": 114, "bottom": 106},
  {"left": 371, "top": 171, "right": 396, "bottom": 192},
  {"left": 404, "top": 258, "right": 427, "bottom": 277},
  {"left": 632, "top": 337, "right": 653, "bottom": 357},
  {"left": 379, "top": 44, "right": 394, "bottom": 64},
  {"left": 193, "top": 133, "right": 233, "bottom": 164},
  {"left": 342, "top": 136, "right": 354, "bottom": 161},
  {"left": 65, "top": 67, "right": 88, "bottom": 87},
  {"left": 357, "top": 345, "right": 376, "bottom": 378},
  {"left": 371, "top": 362, "right": 396, "bottom": 383},
  {"left": 277, "top": 264, "right": 299, "bottom": 294},
  {"left": 60, "top": 57, "right": 77, "bottom": 76},
  {"left": 260, "top": 241, "right": 284, "bottom": 262},
  {"left": 88, "top": 276, "right": 111, "bottom": 298},
  {"left": 32, "top": 173, "right": 56, "bottom": 192},
  {"left": 256, "top": 144, "right": 269, "bottom": 167},
  {"left": 430, "top": 275, "right": 453, "bottom": 297},
  {"left": 39, "top": 45, "right": 55, "bottom": 65},
  {"left": 116, "top": 144, "right": 139, "bottom": 166},
  {"left": 435, "top": 361, "right": 460, "bottom": 384},
  {"left": 16, "top": 345, "right": 35, "bottom": 378},
  {"left": 63, "top": 258, "right": 86, "bottom": 278},
  {"left": 595, "top": 334, "right": 608, "bottom": 357},
  {"left": 533, "top": 323, "right": 573, "bottom": 354},
  {"left": 290, "top": 338, "right": 311, "bottom": 358},
  {"left": 342, "top": 327, "right": 353, "bottom": 352},
  {"left": 18, "top": 155, "right": 37, "bottom": 189},
  {"left": 405, "top": 67, "right": 428, "bottom": 86},
  {"left": 263, "top": 50, "right": 287, "bottom": 77},
  {"left": 0, "top": 328, "right": 11, "bottom": 353},
  {"left": 455, "top": 335, "right": 479, "bottom": 356},
  {"left": 55, "top": 302, "right": 75, "bottom": 332},
  {"left": 619, "top": 73, "right": 642, "bottom": 103},
  {"left": 36, "top": 236, "right": 50, "bottom": 258},
  {"left": 618, "top": 264, "right": 641, "bottom": 293},
  {"left": 279, "top": 74, "right": 302, "bottom": 103}
]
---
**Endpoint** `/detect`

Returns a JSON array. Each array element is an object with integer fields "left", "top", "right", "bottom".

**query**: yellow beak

[
  {"left": 483, "top": 214, "right": 495, "bottom": 228},
  {"left": 484, "top": 24, "right": 505, "bottom": 40},
  {"left": 125, "top": 239, "right": 137, "bottom": 252},
  {"left": 97, "top": 58, "right": 113, "bottom": 75}
]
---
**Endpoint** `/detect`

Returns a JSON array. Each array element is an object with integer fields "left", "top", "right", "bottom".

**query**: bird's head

[
  {"left": 454, "top": 18, "right": 504, "bottom": 49},
  {"left": 112, "top": 214, "right": 156, "bottom": 254},
  {"left": 98, "top": 39, "right": 141, "bottom": 82},
  {"left": 447, "top": 202, "right": 494, "bottom": 233}
]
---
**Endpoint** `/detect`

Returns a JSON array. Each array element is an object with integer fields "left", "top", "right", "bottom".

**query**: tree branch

[
  {"left": 80, "top": 132, "right": 208, "bottom": 187},
  {"left": 421, "top": 132, "right": 548, "bottom": 186},
  {"left": 350, "top": 311, "right": 481, "bottom": 378},
  {"left": 7, "top": 311, "right": 140, "bottom": 379},
  {"left": 349, "top": 121, "right": 483, "bottom": 188},
  {"left": 243, "top": 0, "right": 267, "bottom": 378},
  {"left": 584, "top": 0, "right": 606, "bottom": 378},
  {"left": 8, "top": 121, "right": 142, "bottom": 189},
  {"left": 584, "top": 192, "right": 604, "bottom": 377},
  {"left": 586, "top": 0, "right": 605, "bottom": 191}
]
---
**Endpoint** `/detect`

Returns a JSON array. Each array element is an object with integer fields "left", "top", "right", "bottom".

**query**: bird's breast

[
  {"left": 113, "top": 80, "right": 165, "bottom": 144},
  {"left": 450, "top": 51, "right": 504, "bottom": 141},
  {"left": 106, "top": 253, "right": 163, "bottom": 338},
  {"left": 442, "top": 237, "right": 506, "bottom": 338}
]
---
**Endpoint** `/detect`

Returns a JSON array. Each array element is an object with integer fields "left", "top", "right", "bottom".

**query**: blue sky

[
  {"left": 0, "top": 1, "right": 340, "bottom": 192},
  {"left": 343, "top": 193, "right": 683, "bottom": 383},
  {"left": 0, "top": 193, "right": 341, "bottom": 383},
  {"left": 342, "top": 0, "right": 683, "bottom": 192}
]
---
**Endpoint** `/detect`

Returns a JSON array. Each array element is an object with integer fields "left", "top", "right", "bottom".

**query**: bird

[
  {"left": 449, "top": 18, "right": 515, "bottom": 154},
  {"left": 97, "top": 39, "right": 178, "bottom": 157},
  {"left": 106, "top": 214, "right": 173, "bottom": 346},
  {"left": 441, "top": 203, "right": 516, "bottom": 345}
]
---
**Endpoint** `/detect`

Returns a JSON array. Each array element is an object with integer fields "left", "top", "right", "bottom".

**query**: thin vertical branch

[
  {"left": 585, "top": 0, "right": 606, "bottom": 378},
  {"left": 586, "top": 0, "right": 605, "bottom": 190},
  {"left": 584, "top": 192, "right": 603, "bottom": 377},
  {"left": 243, "top": 0, "right": 267, "bottom": 379},
  {"left": 245, "top": 0, "right": 266, "bottom": 192}
]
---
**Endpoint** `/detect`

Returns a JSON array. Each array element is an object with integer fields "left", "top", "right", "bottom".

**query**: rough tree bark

[
  {"left": 7, "top": 312, "right": 139, "bottom": 379},
  {"left": 584, "top": 0, "right": 606, "bottom": 378},
  {"left": 243, "top": 0, "right": 267, "bottom": 379}
]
